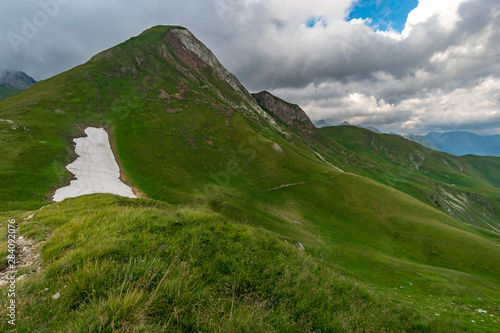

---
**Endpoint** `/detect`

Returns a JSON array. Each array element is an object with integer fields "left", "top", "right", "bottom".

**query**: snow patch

[{"left": 53, "top": 127, "right": 137, "bottom": 202}]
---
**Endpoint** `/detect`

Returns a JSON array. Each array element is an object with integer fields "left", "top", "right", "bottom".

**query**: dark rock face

[
  {"left": 0, "top": 69, "right": 36, "bottom": 89},
  {"left": 253, "top": 91, "right": 316, "bottom": 137}
]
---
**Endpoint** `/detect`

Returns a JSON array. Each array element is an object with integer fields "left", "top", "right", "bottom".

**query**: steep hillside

[
  {"left": 1, "top": 26, "right": 500, "bottom": 331},
  {"left": 319, "top": 125, "right": 500, "bottom": 232}
]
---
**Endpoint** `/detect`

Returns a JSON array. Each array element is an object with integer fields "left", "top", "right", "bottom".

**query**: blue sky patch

[
  {"left": 347, "top": 0, "right": 418, "bottom": 32},
  {"left": 306, "top": 17, "right": 327, "bottom": 28}
]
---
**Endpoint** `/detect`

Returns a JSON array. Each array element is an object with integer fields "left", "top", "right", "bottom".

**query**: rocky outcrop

[
  {"left": 170, "top": 29, "right": 282, "bottom": 130},
  {"left": 171, "top": 29, "right": 248, "bottom": 102},
  {"left": 0, "top": 69, "right": 36, "bottom": 89},
  {"left": 253, "top": 91, "right": 317, "bottom": 137}
]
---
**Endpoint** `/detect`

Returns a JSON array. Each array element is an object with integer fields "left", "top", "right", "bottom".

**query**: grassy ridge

[
  {"left": 195, "top": 171, "right": 500, "bottom": 331},
  {"left": 0, "top": 195, "right": 442, "bottom": 332},
  {"left": 226, "top": 173, "right": 500, "bottom": 294},
  {"left": 318, "top": 125, "right": 500, "bottom": 231}
]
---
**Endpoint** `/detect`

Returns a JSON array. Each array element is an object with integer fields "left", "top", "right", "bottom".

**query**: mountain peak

[
  {"left": 0, "top": 69, "right": 36, "bottom": 89},
  {"left": 314, "top": 119, "right": 331, "bottom": 128},
  {"left": 88, "top": 26, "right": 280, "bottom": 128}
]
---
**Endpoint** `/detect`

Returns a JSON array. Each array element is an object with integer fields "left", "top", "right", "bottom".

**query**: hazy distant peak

[{"left": 0, "top": 69, "right": 36, "bottom": 89}]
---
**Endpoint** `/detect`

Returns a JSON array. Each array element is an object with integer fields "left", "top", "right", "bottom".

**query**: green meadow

[{"left": 1, "top": 26, "right": 499, "bottom": 332}]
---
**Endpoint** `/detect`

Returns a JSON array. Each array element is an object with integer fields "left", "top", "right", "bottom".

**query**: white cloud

[
  {"left": 276, "top": 76, "right": 500, "bottom": 135},
  {"left": 403, "top": 0, "right": 464, "bottom": 37}
]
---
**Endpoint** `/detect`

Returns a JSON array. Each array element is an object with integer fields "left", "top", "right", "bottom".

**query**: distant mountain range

[
  {"left": 406, "top": 131, "right": 500, "bottom": 156},
  {"left": 315, "top": 118, "right": 500, "bottom": 157},
  {"left": 314, "top": 119, "right": 381, "bottom": 133},
  {"left": 314, "top": 119, "right": 331, "bottom": 128},
  {"left": 405, "top": 134, "right": 437, "bottom": 150}
]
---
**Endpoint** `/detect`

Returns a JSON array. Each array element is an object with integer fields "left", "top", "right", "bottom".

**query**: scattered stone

[
  {"left": 276, "top": 213, "right": 303, "bottom": 225},
  {"left": 272, "top": 142, "right": 283, "bottom": 154},
  {"left": 295, "top": 242, "right": 305, "bottom": 251},
  {"left": 52, "top": 292, "right": 61, "bottom": 300},
  {"left": 16, "top": 274, "right": 28, "bottom": 281},
  {"left": 476, "top": 309, "right": 488, "bottom": 313}
]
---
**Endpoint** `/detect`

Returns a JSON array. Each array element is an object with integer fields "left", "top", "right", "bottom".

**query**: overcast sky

[{"left": 1, "top": 0, "right": 500, "bottom": 135}]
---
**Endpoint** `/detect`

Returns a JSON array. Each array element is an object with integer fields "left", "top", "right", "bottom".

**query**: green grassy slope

[
  {"left": 1, "top": 26, "right": 499, "bottom": 331},
  {"left": 1, "top": 194, "right": 448, "bottom": 332},
  {"left": 0, "top": 25, "right": 328, "bottom": 211},
  {"left": 0, "top": 87, "right": 22, "bottom": 100},
  {"left": 319, "top": 125, "right": 500, "bottom": 232}
]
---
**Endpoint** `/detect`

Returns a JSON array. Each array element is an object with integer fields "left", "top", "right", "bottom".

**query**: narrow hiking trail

[
  {"left": 262, "top": 175, "right": 339, "bottom": 193},
  {"left": 263, "top": 181, "right": 314, "bottom": 192},
  {"left": 0, "top": 214, "right": 45, "bottom": 287}
]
